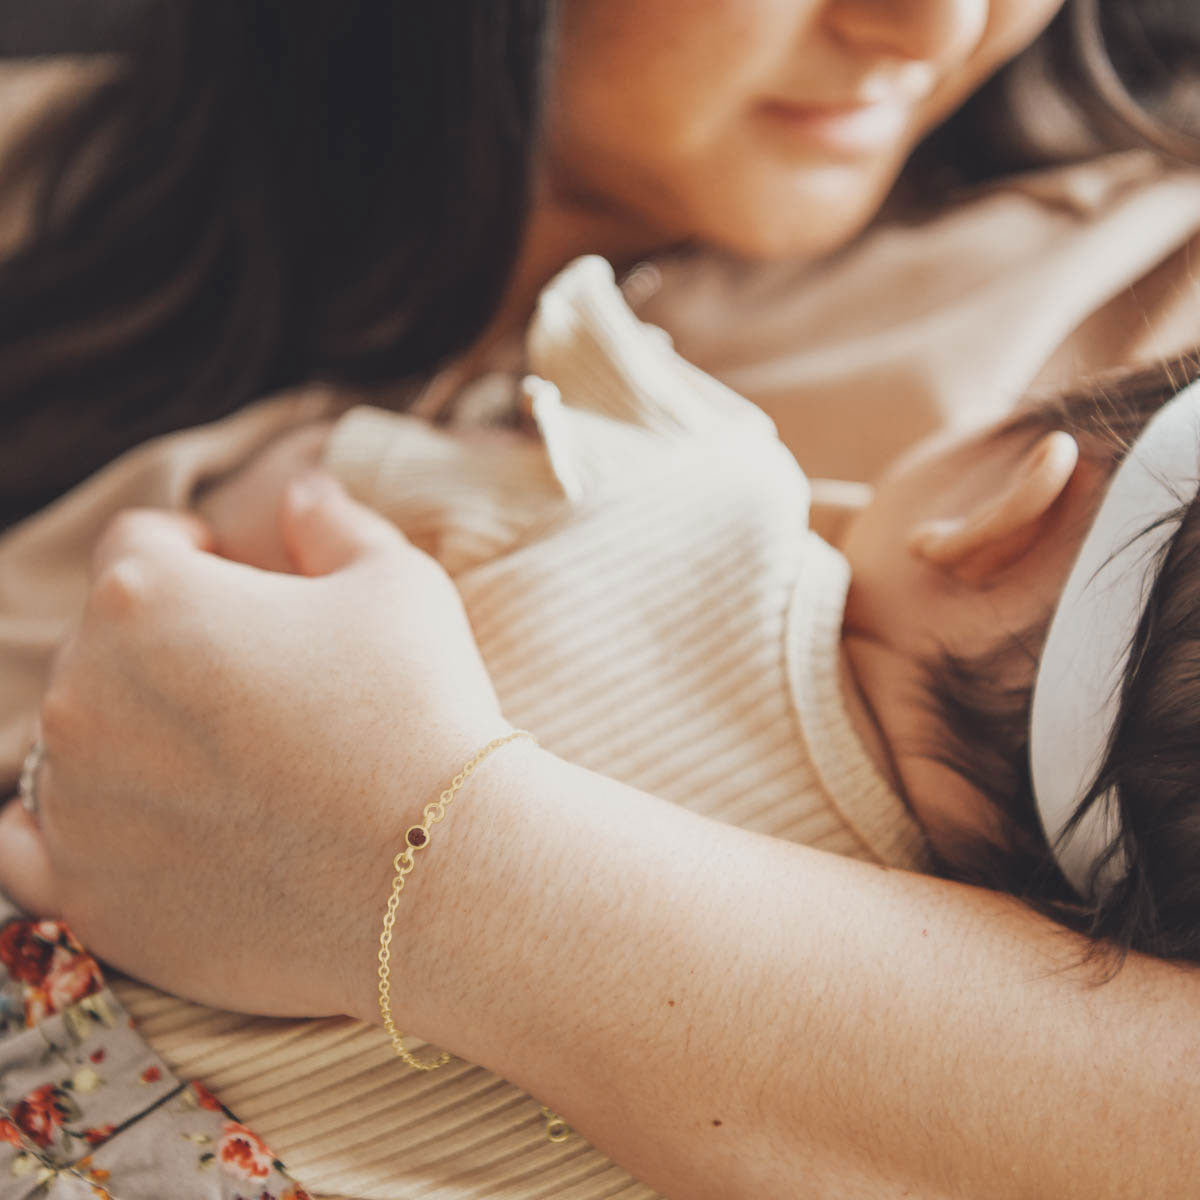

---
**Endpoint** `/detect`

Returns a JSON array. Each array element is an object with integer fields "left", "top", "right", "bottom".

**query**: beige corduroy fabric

[{"left": 108, "top": 256, "right": 929, "bottom": 1199}]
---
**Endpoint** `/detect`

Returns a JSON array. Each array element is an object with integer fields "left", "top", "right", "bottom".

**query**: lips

[
  {"left": 756, "top": 97, "right": 915, "bottom": 155},
  {"left": 765, "top": 97, "right": 895, "bottom": 118}
]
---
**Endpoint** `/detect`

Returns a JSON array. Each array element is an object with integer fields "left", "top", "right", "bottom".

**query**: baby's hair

[{"left": 923, "top": 349, "right": 1200, "bottom": 966}]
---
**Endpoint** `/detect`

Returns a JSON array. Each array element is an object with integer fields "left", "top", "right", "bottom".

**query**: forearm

[{"left": 381, "top": 744, "right": 1200, "bottom": 1200}]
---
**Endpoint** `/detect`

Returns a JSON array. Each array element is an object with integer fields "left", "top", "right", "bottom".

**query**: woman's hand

[
  {"left": 195, "top": 420, "right": 333, "bottom": 572},
  {"left": 1, "top": 493, "right": 1197, "bottom": 1200},
  {"left": 0, "top": 475, "right": 508, "bottom": 1021}
]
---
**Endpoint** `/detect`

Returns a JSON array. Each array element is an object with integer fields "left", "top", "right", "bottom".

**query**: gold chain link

[{"left": 375, "top": 730, "right": 569, "bottom": 1141}]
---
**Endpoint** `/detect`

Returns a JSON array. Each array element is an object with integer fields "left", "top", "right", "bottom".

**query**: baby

[{"left": 203, "top": 254, "right": 1200, "bottom": 966}]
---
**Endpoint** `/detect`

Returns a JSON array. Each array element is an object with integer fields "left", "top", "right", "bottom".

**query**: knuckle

[
  {"left": 39, "top": 677, "right": 82, "bottom": 749},
  {"left": 89, "top": 557, "right": 159, "bottom": 620},
  {"left": 94, "top": 509, "right": 149, "bottom": 563},
  {"left": 106, "top": 508, "right": 146, "bottom": 541}
]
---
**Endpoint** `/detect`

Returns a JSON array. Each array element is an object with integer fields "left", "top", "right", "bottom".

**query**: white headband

[{"left": 1030, "top": 378, "right": 1200, "bottom": 901}]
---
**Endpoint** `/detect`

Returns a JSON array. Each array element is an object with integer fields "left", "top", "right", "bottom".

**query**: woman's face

[{"left": 549, "top": 0, "right": 1066, "bottom": 258}]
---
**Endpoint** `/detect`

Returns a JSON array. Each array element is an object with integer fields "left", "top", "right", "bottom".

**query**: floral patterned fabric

[{"left": 0, "top": 893, "right": 312, "bottom": 1199}]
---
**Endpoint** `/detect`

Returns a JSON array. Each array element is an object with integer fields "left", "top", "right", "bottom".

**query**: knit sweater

[{"left": 105, "top": 257, "right": 929, "bottom": 1199}]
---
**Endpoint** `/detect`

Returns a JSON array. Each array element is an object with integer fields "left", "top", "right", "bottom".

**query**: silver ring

[{"left": 17, "top": 737, "right": 45, "bottom": 819}]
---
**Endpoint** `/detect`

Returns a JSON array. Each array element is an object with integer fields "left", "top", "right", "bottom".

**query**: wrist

[{"left": 346, "top": 733, "right": 553, "bottom": 1032}]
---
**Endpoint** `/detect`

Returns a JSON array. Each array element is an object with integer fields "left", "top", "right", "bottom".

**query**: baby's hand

[{"left": 196, "top": 421, "right": 334, "bottom": 571}]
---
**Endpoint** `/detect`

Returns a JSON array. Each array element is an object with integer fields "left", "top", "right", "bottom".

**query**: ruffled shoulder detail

[{"left": 522, "top": 257, "right": 783, "bottom": 502}]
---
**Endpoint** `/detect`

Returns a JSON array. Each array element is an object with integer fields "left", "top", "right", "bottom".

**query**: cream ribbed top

[{"left": 109, "top": 257, "right": 927, "bottom": 1199}]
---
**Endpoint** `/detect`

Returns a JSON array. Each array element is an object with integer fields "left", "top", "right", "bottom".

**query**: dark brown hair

[
  {"left": 924, "top": 351, "right": 1200, "bottom": 966},
  {"left": 0, "top": 2, "right": 556, "bottom": 528},
  {"left": 926, "top": 0, "right": 1200, "bottom": 181}
]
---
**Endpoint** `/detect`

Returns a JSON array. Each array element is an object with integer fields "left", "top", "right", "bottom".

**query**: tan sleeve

[
  {"left": 636, "top": 153, "right": 1200, "bottom": 483},
  {"left": 1031, "top": 230, "right": 1200, "bottom": 394},
  {"left": 321, "top": 405, "right": 569, "bottom": 576}
]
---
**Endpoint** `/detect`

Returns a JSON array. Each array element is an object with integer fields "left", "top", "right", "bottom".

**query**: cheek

[
  {"left": 841, "top": 500, "right": 918, "bottom": 638},
  {"left": 550, "top": 0, "right": 825, "bottom": 234},
  {"left": 680, "top": 154, "right": 899, "bottom": 260},
  {"left": 839, "top": 454, "right": 961, "bottom": 634},
  {"left": 549, "top": 0, "right": 1068, "bottom": 258},
  {"left": 555, "top": 0, "right": 806, "bottom": 146}
]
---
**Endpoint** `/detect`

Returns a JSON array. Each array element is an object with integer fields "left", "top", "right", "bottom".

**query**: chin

[
  {"left": 693, "top": 171, "right": 895, "bottom": 262},
  {"left": 701, "top": 205, "right": 876, "bottom": 262}
]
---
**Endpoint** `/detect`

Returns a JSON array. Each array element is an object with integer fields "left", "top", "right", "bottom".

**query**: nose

[{"left": 824, "top": 0, "right": 989, "bottom": 65}]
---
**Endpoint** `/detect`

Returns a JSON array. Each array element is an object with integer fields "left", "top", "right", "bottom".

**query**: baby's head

[{"left": 839, "top": 352, "right": 1200, "bottom": 964}]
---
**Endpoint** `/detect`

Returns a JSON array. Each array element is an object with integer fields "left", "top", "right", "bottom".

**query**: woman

[{"left": 2, "top": 2, "right": 1200, "bottom": 1196}]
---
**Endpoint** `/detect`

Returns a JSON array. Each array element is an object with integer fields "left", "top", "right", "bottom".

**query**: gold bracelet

[
  {"left": 376, "top": 730, "right": 569, "bottom": 1142},
  {"left": 377, "top": 729, "right": 535, "bottom": 1069}
]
